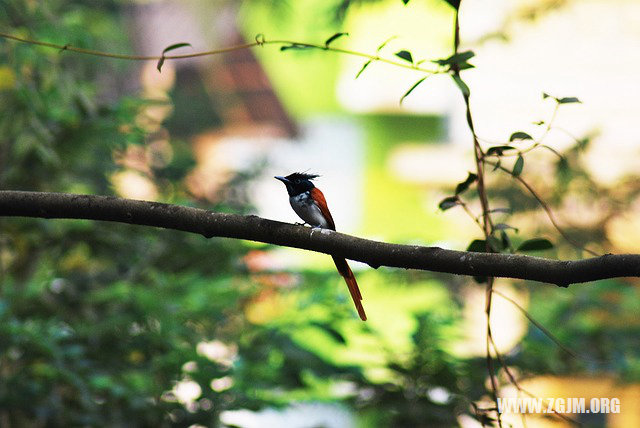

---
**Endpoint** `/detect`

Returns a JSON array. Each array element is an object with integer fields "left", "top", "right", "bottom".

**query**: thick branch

[{"left": 0, "top": 191, "right": 638, "bottom": 286}]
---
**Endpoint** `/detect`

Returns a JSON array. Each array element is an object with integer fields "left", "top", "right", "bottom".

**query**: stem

[
  {"left": 0, "top": 32, "right": 439, "bottom": 74},
  {"left": 485, "top": 160, "right": 599, "bottom": 257},
  {"left": 487, "top": 332, "right": 580, "bottom": 426},
  {"left": 452, "top": 4, "right": 501, "bottom": 426},
  {"left": 492, "top": 289, "right": 580, "bottom": 360}
]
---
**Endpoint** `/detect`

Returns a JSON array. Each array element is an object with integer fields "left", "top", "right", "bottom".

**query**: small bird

[{"left": 275, "top": 172, "right": 366, "bottom": 321}]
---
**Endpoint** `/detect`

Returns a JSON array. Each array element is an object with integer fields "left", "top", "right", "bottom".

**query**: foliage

[
  {"left": 521, "top": 280, "right": 640, "bottom": 381},
  {"left": 1, "top": 4, "right": 244, "bottom": 423}
]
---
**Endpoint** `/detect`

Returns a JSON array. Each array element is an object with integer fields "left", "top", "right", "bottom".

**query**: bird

[{"left": 275, "top": 172, "right": 366, "bottom": 321}]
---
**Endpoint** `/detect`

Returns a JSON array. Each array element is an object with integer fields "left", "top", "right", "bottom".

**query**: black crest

[{"left": 285, "top": 172, "right": 319, "bottom": 181}]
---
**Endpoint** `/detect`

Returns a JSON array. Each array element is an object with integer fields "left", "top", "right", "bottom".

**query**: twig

[
  {"left": 485, "top": 160, "right": 599, "bottom": 256},
  {"left": 492, "top": 289, "right": 580, "bottom": 359},
  {"left": 0, "top": 31, "right": 439, "bottom": 74},
  {"left": 458, "top": 198, "right": 486, "bottom": 233},
  {"left": 487, "top": 334, "right": 581, "bottom": 426}
]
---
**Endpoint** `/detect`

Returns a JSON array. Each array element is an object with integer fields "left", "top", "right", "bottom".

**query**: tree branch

[{"left": 1, "top": 191, "right": 638, "bottom": 286}]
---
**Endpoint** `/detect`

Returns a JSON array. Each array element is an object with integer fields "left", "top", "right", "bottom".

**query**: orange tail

[{"left": 332, "top": 256, "right": 366, "bottom": 321}]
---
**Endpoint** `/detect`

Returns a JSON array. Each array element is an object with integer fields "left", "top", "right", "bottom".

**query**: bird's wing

[{"left": 310, "top": 187, "right": 336, "bottom": 230}]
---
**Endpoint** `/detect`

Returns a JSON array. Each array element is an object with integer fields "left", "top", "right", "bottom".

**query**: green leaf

[
  {"left": 377, "top": 36, "right": 397, "bottom": 52},
  {"left": 557, "top": 156, "right": 569, "bottom": 172},
  {"left": 310, "top": 322, "right": 346, "bottom": 344},
  {"left": 324, "top": 32, "right": 348, "bottom": 48},
  {"left": 157, "top": 42, "right": 192, "bottom": 72},
  {"left": 280, "top": 43, "right": 313, "bottom": 51},
  {"left": 402, "top": 0, "right": 411, "bottom": 4},
  {"left": 388, "top": 362, "right": 410, "bottom": 374},
  {"left": 438, "top": 196, "right": 459, "bottom": 211},
  {"left": 493, "top": 223, "right": 518, "bottom": 233},
  {"left": 443, "top": 0, "right": 461, "bottom": 10},
  {"left": 487, "top": 207, "right": 512, "bottom": 215},
  {"left": 355, "top": 60, "right": 372, "bottom": 79},
  {"left": 500, "top": 230, "right": 512, "bottom": 251},
  {"left": 517, "top": 238, "right": 553, "bottom": 252},
  {"left": 558, "top": 96, "right": 581, "bottom": 104},
  {"left": 577, "top": 136, "right": 591, "bottom": 150},
  {"left": 451, "top": 74, "right": 470, "bottom": 97},
  {"left": 399, "top": 76, "right": 428, "bottom": 104},
  {"left": 456, "top": 62, "right": 475, "bottom": 70},
  {"left": 487, "top": 236, "right": 503, "bottom": 252},
  {"left": 432, "top": 50, "right": 475, "bottom": 66},
  {"left": 512, "top": 155, "right": 524, "bottom": 176},
  {"left": 467, "top": 239, "right": 487, "bottom": 253},
  {"left": 455, "top": 172, "right": 478, "bottom": 195},
  {"left": 509, "top": 132, "right": 533, "bottom": 142},
  {"left": 395, "top": 50, "right": 414, "bottom": 63},
  {"left": 543, "top": 93, "right": 581, "bottom": 104},
  {"left": 162, "top": 42, "right": 192, "bottom": 54},
  {"left": 486, "top": 145, "right": 516, "bottom": 156}
]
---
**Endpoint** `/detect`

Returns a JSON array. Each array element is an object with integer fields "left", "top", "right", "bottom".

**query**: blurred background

[{"left": 1, "top": 0, "right": 639, "bottom": 426}]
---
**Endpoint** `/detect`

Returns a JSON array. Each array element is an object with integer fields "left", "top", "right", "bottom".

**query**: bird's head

[{"left": 274, "top": 172, "right": 319, "bottom": 196}]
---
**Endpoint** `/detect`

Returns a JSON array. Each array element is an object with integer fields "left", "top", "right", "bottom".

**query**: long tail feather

[{"left": 332, "top": 256, "right": 366, "bottom": 321}]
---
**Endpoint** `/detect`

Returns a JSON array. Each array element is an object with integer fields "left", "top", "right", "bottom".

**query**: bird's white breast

[{"left": 289, "top": 192, "right": 330, "bottom": 228}]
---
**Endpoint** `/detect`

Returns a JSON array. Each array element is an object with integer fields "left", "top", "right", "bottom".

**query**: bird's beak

[{"left": 274, "top": 176, "right": 290, "bottom": 184}]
